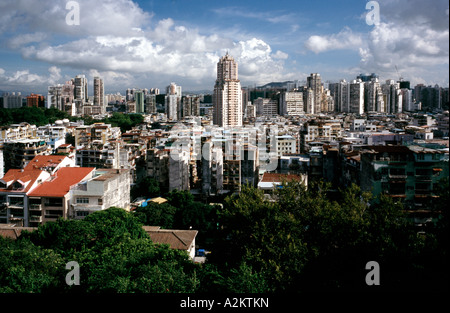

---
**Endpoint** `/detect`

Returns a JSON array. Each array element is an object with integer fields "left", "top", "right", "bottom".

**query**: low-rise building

[
  {"left": 143, "top": 226, "right": 198, "bottom": 260},
  {"left": 27, "top": 167, "right": 95, "bottom": 226},
  {"left": 0, "top": 168, "right": 50, "bottom": 226},
  {"left": 70, "top": 168, "right": 131, "bottom": 219}
]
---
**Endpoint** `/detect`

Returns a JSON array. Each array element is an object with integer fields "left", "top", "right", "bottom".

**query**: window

[
  {"left": 76, "top": 211, "right": 90, "bottom": 217},
  {"left": 98, "top": 198, "right": 103, "bottom": 205},
  {"left": 76, "top": 197, "right": 89, "bottom": 204},
  {"left": 390, "top": 168, "right": 405, "bottom": 176}
]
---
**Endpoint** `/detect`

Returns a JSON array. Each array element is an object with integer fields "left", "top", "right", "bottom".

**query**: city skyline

[{"left": 0, "top": 0, "right": 448, "bottom": 95}]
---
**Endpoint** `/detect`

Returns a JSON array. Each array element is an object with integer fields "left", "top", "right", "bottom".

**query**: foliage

[
  {"left": 134, "top": 189, "right": 219, "bottom": 246},
  {"left": 131, "top": 177, "right": 160, "bottom": 201},
  {"left": 0, "top": 237, "right": 65, "bottom": 293},
  {"left": 0, "top": 106, "right": 73, "bottom": 126},
  {"left": 134, "top": 202, "right": 178, "bottom": 229},
  {"left": 0, "top": 107, "right": 144, "bottom": 133},
  {"left": 103, "top": 112, "right": 144, "bottom": 132},
  {"left": 213, "top": 181, "right": 442, "bottom": 291},
  {"left": 6, "top": 207, "right": 199, "bottom": 293},
  {"left": 0, "top": 181, "right": 448, "bottom": 293}
]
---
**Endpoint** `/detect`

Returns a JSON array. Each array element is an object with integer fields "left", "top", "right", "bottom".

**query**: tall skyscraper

[
  {"left": 134, "top": 90, "right": 145, "bottom": 113},
  {"left": 213, "top": 53, "right": 243, "bottom": 127},
  {"left": 364, "top": 77, "right": 384, "bottom": 113},
  {"left": 74, "top": 75, "right": 88, "bottom": 115},
  {"left": 307, "top": 73, "right": 322, "bottom": 114},
  {"left": 349, "top": 79, "right": 365, "bottom": 114},
  {"left": 93, "top": 77, "right": 104, "bottom": 107},
  {"left": 165, "top": 82, "right": 182, "bottom": 120},
  {"left": 74, "top": 75, "right": 88, "bottom": 103}
]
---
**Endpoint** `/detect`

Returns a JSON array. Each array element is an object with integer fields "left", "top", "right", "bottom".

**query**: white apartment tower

[
  {"left": 165, "top": 82, "right": 182, "bottom": 120},
  {"left": 213, "top": 53, "right": 243, "bottom": 127}
]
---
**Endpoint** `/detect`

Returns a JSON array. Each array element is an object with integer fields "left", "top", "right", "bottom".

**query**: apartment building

[
  {"left": 360, "top": 145, "right": 448, "bottom": 223},
  {"left": 27, "top": 167, "right": 95, "bottom": 226},
  {"left": 2, "top": 139, "right": 50, "bottom": 173},
  {"left": 69, "top": 168, "right": 131, "bottom": 219},
  {"left": 0, "top": 168, "right": 50, "bottom": 226}
]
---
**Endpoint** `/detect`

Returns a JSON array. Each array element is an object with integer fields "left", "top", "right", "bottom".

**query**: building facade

[{"left": 213, "top": 53, "right": 243, "bottom": 127}]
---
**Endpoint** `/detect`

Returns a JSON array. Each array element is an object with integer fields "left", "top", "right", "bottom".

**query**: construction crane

[{"left": 395, "top": 65, "right": 403, "bottom": 82}]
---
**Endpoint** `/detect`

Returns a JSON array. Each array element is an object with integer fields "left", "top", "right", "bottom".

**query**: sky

[{"left": 0, "top": 0, "right": 448, "bottom": 95}]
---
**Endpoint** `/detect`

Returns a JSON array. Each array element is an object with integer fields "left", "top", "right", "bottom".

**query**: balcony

[
  {"left": 415, "top": 189, "right": 432, "bottom": 195},
  {"left": 8, "top": 202, "right": 24, "bottom": 209},
  {"left": 29, "top": 204, "right": 43, "bottom": 211},
  {"left": 29, "top": 215, "right": 43, "bottom": 222},
  {"left": 415, "top": 175, "right": 432, "bottom": 182}
]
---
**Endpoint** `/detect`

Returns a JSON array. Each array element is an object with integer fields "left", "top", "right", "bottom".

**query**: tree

[
  {"left": 134, "top": 202, "right": 177, "bottom": 229},
  {"left": 0, "top": 237, "right": 65, "bottom": 293},
  {"left": 131, "top": 177, "right": 160, "bottom": 200},
  {"left": 216, "top": 184, "right": 308, "bottom": 291},
  {"left": 15, "top": 207, "right": 201, "bottom": 293}
]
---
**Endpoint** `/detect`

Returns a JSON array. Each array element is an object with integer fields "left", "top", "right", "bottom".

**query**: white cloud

[
  {"left": 0, "top": 0, "right": 296, "bottom": 91},
  {"left": 358, "top": 21, "right": 449, "bottom": 81},
  {"left": 303, "top": 0, "right": 449, "bottom": 86},
  {"left": 304, "top": 27, "right": 364, "bottom": 54},
  {"left": 0, "top": 66, "right": 63, "bottom": 90}
]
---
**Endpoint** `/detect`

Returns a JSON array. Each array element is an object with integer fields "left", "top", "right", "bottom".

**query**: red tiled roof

[
  {"left": 28, "top": 167, "right": 95, "bottom": 197},
  {"left": 24, "top": 155, "right": 67, "bottom": 171},
  {"left": 260, "top": 172, "right": 302, "bottom": 183},
  {"left": 0, "top": 169, "right": 45, "bottom": 193}
]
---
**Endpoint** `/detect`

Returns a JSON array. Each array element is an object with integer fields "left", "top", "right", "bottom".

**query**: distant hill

[
  {"left": 183, "top": 90, "right": 213, "bottom": 95},
  {"left": 257, "top": 81, "right": 293, "bottom": 89}
]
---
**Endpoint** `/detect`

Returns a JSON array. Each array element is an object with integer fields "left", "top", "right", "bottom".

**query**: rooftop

[
  {"left": 0, "top": 169, "right": 45, "bottom": 193},
  {"left": 260, "top": 172, "right": 303, "bottom": 183},
  {"left": 143, "top": 227, "right": 198, "bottom": 251},
  {"left": 28, "top": 167, "right": 95, "bottom": 197},
  {"left": 24, "top": 155, "right": 68, "bottom": 171},
  {"left": 0, "top": 225, "right": 37, "bottom": 240}
]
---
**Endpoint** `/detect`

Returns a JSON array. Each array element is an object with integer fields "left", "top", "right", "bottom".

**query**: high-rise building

[
  {"left": 280, "top": 92, "right": 303, "bottom": 116},
  {"left": 74, "top": 75, "right": 88, "bottom": 115},
  {"left": 2, "top": 92, "right": 23, "bottom": 109},
  {"left": 254, "top": 97, "right": 279, "bottom": 117},
  {"left": 165, "top": 82, "right": 182, "bottom": 120},
  {"left": 349, "top": 79, "right": 364, "bottom": 114},
  {"left": 74, "top": 75, "right": 88, "bottom": 103},
  {"left": 26, "top": 94, "right": 45, "bottom": 108},
  {"left": 182, "top": 95, "right": 200, "bottom": 117},
  {"left": 47, "top": 85, "right": 63, "bottom": 110},
  {"left": 307, "top": 73, "right": 322, "bottom": 114},
  {"left": 93, "top": 77, "right": 104, "bottom": 107},
  {"left": 364, "top": 78, "right": 384, "bottom": 113},
  {"left": 145, "top": 94, "right": 157, "bottom": 114},
  {"left": 382, "top": 80, "right": 403, "bottom": 114},
  {"left": 213, "top": 53, "right": 243, "bottom": 127},
  {"left": 134, "top": 90, "right": 145, "bottom": 113},
  {"left": 333, "top": 79, "right": 350, "bottom": 113}
]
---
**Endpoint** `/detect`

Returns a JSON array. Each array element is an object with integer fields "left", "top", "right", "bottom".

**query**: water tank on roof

[{"left": 55, "top": 120, "right": 63, "bottom": 125}]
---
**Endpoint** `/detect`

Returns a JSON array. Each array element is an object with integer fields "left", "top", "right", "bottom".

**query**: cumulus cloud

[
  {"left": 304, "top": 0, "right": 449, "bottom": 85},
  {"left": 304, "top": 27, "right": 364, "bottom": 54},
  {"left": 0, "top": 66, "right": 63, "bottom": 90},
  {"left": 0, "top": 0, "right": 151, "bottom": 38},
  {"left": 1, "top": 0, "right": 293, "bottom": 91}
]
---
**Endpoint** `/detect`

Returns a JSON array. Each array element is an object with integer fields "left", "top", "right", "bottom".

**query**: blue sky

[{"left": 0, "top": 0, "right": 448, "bottom": 94}]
